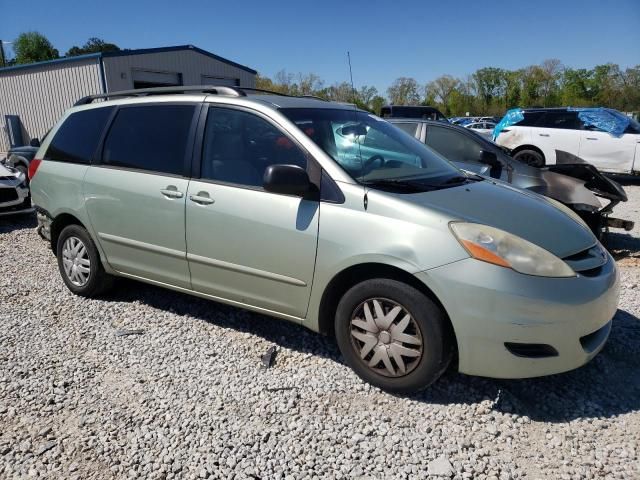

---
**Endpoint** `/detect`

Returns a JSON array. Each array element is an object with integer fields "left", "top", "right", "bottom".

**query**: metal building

[{"left": 0, "top": 45, "right": 257, "bottom": 152}]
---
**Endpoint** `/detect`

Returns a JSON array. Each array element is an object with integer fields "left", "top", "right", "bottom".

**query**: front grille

[
  {"left": 563, "top": 244, "right": 607, "bottom": 274},
  {"left": 0, "top": 188, "right": 19, "bottom": 203}
]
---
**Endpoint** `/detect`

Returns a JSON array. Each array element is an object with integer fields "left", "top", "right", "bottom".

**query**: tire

[
  {"left": 335, "top": 278, "right": 453, "bottom": 394},
  {"left": 513, "top": 149, "right": 545, "bottom": 168},
  {"left": 56, "top": 224, "right": 114, "bottom": 297}
]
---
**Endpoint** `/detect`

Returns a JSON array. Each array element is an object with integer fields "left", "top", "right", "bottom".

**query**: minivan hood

[{"left": 402, "top": 180, "right": 596, "bottom": 258}]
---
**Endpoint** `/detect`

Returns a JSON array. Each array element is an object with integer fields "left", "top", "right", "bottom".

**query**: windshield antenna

[{"left": 347, "top": 51, "right": 367, "bottom": 207}]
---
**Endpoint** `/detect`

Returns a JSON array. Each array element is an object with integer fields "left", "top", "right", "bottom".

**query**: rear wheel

[
  {"left": 514, "top": 149, "right": 545, "bottom": 168},
  {"left": 56, "top": 224, "right": 114, "bottom": 297},
  {"left": 335, "top": 278, "right": 453, "bottom": 393}
]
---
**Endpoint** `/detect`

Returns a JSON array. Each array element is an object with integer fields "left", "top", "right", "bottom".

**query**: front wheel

[
  {"left": 513, "top": 149, "right": 545, "bottom": 168},
  {"left": 56, "top": 224, "right": 114, "bottom": 297},
  {"left": 335, "top": 278, "right": 453, "bottom": 394}
]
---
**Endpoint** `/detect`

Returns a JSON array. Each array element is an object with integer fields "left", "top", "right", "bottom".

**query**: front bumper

[
  {"left": 417, "top": 254, "right": 619, "bottom": 379},
  {"left": 0, "top": 184, "right": 32, "bottom": 216}
]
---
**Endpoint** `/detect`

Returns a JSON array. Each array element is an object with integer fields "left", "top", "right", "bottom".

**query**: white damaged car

[{"left": 0, "top": 161, "right": 32, "bottom": 216}]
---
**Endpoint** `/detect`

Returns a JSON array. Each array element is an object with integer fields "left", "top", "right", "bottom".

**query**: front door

[
  {"left": 532, "top": 111, "right": 582, "bottom": 164},
  {"left": 185, "top": 106, "right": 319, "bottom": 318},
  {"left": 85, "top": 103, "right": 197, "bottom": 288}
]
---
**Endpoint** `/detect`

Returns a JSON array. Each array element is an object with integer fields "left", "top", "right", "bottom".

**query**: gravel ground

[{"left": 1, "top": 183, "right": 639, "bottom": 479}]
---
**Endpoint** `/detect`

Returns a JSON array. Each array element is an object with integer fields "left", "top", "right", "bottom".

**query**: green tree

[
  {"left": 472, "top": 67, "right": 506, "bottom": 114},
  {"left": 426, "top": 75, "right": 459, "bottom": 114},
  {"left": 370, "top": 95, "right": 386, "bottom": 115},
  {"left": 560, "top": 68, "right": 593, "bottom": 106},
  {"left": 387, "top": 77, "right": 421, "bottom": 105},
  {"left": 13, "top": 31, "right": 58, "bottom": 64},
  {"left": 66, "top": 37, "right": 119, "bottom": 56},
  {"left": 504, "top": 70, "right": 522, "bottom": 109}
]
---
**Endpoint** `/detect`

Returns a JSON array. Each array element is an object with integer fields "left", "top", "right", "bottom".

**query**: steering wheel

[{"left": 363, "top": 154, "right": 385, "bottom": 168}]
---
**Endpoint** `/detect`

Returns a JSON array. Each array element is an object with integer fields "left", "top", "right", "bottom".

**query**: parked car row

[
  {"left": 28, "top": 86, "right": 620, "bottom": 394},
  {"left": 389, "top": 118, "right": 634, "bottom": 237}
]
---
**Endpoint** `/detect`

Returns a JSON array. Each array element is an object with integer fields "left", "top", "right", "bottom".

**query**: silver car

[
  {"left": 0, "top": 161, "right": 31, "bottom": 216},
  {"left": 30, "top": 86, "right": 619, "bottom": 393}
]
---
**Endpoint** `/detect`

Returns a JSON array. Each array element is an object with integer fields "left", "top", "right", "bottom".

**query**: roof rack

[
  {"left": 74, "top": 85, "right": 246, "bottom": 106},
  {"left": 299, "top": 95, "right": 329, "bottom": 102}
]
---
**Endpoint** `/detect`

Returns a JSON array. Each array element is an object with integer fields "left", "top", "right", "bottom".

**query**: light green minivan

[{"left": 30, "top": 86, "right": 619, "bottom": 393}]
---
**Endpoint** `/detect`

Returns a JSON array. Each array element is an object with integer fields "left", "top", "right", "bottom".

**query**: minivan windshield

[{"left": 281, "top": 108, "right": 463, "bottom": 187}]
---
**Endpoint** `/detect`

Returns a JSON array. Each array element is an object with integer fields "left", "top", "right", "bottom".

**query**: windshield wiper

[
  {"left": 362, "top": 178, "right": 431, "bottom": 192},
  {"left": 363, "top": 174, "right": 480, "bottom": 193}
]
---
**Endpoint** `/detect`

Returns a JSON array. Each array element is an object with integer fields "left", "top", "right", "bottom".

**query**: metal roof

[{"left": 0, "top": 44, "right": 256, "bottom": 75}]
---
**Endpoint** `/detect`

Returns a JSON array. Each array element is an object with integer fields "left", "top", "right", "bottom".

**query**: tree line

[
  {"left": 259, "top": 59, "right": 640, "bottom": 116},
  {"left": 4, "top": 32, "right": 638, "bottom": 116}
]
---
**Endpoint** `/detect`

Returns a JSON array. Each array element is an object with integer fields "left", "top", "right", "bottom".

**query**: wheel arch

[
  {"left": 8, "top": 154, "right": 30, "bottom": 169},
  {"left": 317, "top": 263, "right": 457, "bottom": 354},
  {"left": 50, "top": 213, "right": 87, "bottom": 253}
]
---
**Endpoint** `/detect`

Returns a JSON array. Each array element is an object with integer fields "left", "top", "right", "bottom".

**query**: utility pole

[{"left": 0, "top": 40, "right": 5, "bottom": 67}]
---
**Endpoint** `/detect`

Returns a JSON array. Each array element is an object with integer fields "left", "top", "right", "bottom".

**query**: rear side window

[
  {"left": 425, "top": 126, "right": 483, "bottom": 164},
  {"left": 102, "top": 105, "right": 195, "bottom": 175},
  {"left": 44, "top": 107, "right": 113, "bottom": 164},
  {"left": 394, "top": 122, "right": 419, "bottom": 137}
]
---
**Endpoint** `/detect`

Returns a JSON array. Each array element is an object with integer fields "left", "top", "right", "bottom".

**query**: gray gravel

[{"left": 1, "top": 184, "right": 639, "bottom": 479}]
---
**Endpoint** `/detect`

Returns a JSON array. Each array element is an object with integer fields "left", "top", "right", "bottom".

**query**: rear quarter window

[{"left": 44, "top": 107, "right": 114, "bottom": 164}]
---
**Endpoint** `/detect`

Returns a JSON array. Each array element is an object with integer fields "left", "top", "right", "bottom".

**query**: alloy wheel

[
  {"left": 61, "top": 236, "right": 91, "bottom": 287},
  {"left": 349, "top": 298, "right": 423, "bottom": 378}
]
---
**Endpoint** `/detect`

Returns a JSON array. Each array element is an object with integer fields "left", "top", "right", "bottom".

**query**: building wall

[
  {"left": 103, "top": 50, "right": 256, "bottom": 92},
  {"left": 0, "top": 58, "right": 102, "bottom": 152}
]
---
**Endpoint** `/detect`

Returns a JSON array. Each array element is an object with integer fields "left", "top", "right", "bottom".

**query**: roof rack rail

[
  {"left": 235, "top": 87, "right": 292, "bottom": 97},
  {"left": 299, "top": 95, "right": 329, "bottom": 102},
  {"left": 74, "top": 85, "right": 246, "bottom": 106}
]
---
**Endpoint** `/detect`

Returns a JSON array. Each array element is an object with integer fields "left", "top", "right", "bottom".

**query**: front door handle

[
  {"left": 160, "top": 186, "right": 184, "bottom": 199},
  {"left": 539, "top": 133, "right": 550, "bottom": 137},
  {"left": 585, "top": 137, "right": 598, "bottom": 140},
  {"left": 189, "top": 191, "right": 215, "bottom": 205}
]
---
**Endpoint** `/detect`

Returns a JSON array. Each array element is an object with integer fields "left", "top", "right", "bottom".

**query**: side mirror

[
  {"left": 263, "top": 164, "right": 312, "bottom": 197},
  {"left": 29, "top": 138, "right": 40, "bottom": 147},
  {"left": 479, "top": 150, "right": 500, "bottom": 167}
]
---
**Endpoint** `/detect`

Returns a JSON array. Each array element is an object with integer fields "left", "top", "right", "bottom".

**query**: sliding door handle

[{"left": 538, "top": 133, "right": 550, "bottom": 137}]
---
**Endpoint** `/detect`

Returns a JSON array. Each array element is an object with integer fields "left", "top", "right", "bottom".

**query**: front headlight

[{"left": 450, "top": 222, "right": 575, "bottom": 278}]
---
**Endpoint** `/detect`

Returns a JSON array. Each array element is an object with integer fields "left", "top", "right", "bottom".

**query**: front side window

[
  {"left": 201, "top": 107, "right": 306, "bottom": 187},
  {"left": 45, "top": 107, "right": 114, "bottom": 164},
  {"left": 281, "top": 108, "right": 461, "bottom": 185},
  {"left": 425, "top": 126, "right": 484, "bottom": 164},
  {"left": 537, "top": 111, "right": 582, "bottom": 130},
  {"left": 102, "top": 105, "right": 195, "bottom": 175}
]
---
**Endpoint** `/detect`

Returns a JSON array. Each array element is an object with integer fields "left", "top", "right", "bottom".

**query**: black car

[
  {"left": 380, "top": 105, "right": 448, "bottom": 122},
  {"left": 388, "top": 118, "right": 633, "bottom": 238}
]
